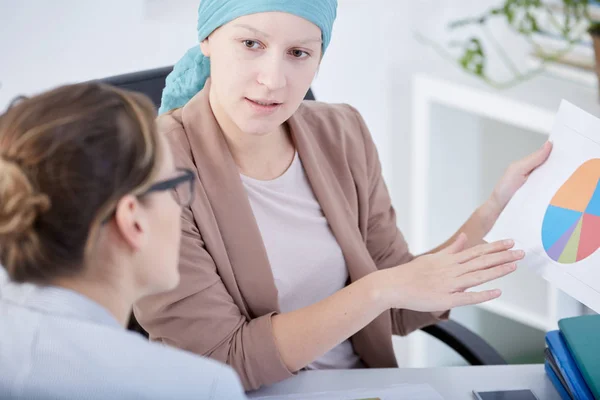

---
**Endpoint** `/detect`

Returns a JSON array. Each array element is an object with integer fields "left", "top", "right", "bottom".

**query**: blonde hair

[{"left": 0, "top": 83, "right": 161, "bottom": 283}]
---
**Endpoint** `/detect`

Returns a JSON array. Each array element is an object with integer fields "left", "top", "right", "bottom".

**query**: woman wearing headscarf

[{"left": 134, "top": 0, "right": 552, "bottom": 391}]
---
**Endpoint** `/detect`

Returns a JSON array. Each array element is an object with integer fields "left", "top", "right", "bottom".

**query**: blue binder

[
  {"left": 545, "top": 330, "right": 594, "bottom": 400},
  {"left": 545, "top": 361, "right": 574, "bottom": 400},
  {"left": 545, "top": 348, "right": 573, "bottom": 399}
]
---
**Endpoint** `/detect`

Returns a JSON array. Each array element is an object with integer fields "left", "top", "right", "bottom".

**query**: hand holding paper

[
  {"left": 486, "top": 100, "right": 600, "bottom": 313},
  {"left": 487, "top": 141, "right": 553, "bottom": 221}
]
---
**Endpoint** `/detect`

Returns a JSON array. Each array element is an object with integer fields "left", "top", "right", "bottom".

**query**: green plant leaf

[
  {"left": 459, "top": 38, "right": 486, "bottom": 77},
  {"left": 419, "top": 0, "right": 597, "bottom": 89}
]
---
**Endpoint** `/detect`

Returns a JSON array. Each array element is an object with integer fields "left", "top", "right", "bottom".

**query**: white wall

[{"left": 0, "top": 0, "right": 197, "bottom": 103}]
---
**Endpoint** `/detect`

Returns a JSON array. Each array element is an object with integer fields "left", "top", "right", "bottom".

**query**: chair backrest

[
  {"left": 98, "top": 66, "right": 173, "bottom": 109},
  {"left": 98, "top": 66, "right": 316, "bottom": 109}
]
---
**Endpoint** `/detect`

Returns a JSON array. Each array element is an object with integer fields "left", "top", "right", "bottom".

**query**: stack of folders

[{"left": 545, "top": 315, "right": 600, "bottom": 400}]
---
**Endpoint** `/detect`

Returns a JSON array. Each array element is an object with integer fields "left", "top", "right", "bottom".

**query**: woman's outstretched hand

[{"left": 376, "top": 233, "right": 523, "bottom": 312}]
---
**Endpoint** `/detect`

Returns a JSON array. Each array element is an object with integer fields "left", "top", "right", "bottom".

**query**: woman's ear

[
  {"left": 200, "top": 38, "right": 211, "bottom": 57},
  {"left": 113, "top": 195, "right": 147, "bottom": 252}
]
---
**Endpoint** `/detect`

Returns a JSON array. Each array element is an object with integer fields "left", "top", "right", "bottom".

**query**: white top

[
  {"left": 0, "top": 276, "right": 246, "bottom": 400},
  {"left": 241, "top": 153, "right": 362, "bottom": 370}
]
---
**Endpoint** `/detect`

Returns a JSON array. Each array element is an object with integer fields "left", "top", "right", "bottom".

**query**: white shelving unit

[{"left": 400, "top": 69, "right": 600, "bottom": 368}]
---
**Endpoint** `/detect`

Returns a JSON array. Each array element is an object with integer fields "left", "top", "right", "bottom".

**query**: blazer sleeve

[
  {"left": 133, "top": 124, "right": 294, "bottom": 392},
  {"left": 347, "top": 105, "right": 450, "bottom": 336}
]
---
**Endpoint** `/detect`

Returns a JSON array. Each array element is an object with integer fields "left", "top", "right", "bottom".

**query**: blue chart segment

[
  {"left": 584, "top": 178, "right": 600, "bottom": 217},
  {"left": 541, "top": 205, "right": 582, "bottom": 252}
]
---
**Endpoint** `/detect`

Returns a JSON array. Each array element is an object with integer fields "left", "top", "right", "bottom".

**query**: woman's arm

[
  {"left": 271, "top": 272, "right": 385, "bottom": 372},
  {"left": 426, "top": 141, "right": 552, "bottom": 255},
  {"left": 135, "top": 199, "right": 517, "bottom": 389},
  {"left": 349, "top": 103, "right": 515, "bottom": 333},
  {"left": 134, "top": 203, "right": 295, "bottom": 391},
  {"left": 270, "top": 236, "right": 521, "bottom": 371},
  {"left": 425, "top": 201, "right": 499, "bottom": 255}
]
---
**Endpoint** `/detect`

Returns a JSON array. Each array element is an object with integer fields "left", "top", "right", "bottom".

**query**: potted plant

[
  {"left": 589, "top": 21, "right": 600, "bottom": 84},
  {"left": 419, "top": 0, "right": 600, "bottom": 91}
]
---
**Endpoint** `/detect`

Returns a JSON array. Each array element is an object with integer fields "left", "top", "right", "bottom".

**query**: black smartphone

[{"left": 473, "top": 389, "right": 540, "bottom": 400}]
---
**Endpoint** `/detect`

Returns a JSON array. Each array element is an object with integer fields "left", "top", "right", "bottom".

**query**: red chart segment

[{"left": 577, "top": 213, "right": 600, "bottom": 261}]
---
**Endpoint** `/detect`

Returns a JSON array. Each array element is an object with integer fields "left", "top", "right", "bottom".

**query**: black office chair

[{"left": 97, "top": 66, "right": 507, "bottom": 367}]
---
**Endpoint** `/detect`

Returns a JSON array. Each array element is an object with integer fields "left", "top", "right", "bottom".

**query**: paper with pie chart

[
  {"left": 485, "top": 100, "right": 600, "bottom": 313},
  {"left": 542, "top": 159, "right": 600, "bottom": 264}
]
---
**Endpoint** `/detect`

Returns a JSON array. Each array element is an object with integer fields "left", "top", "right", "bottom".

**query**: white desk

[{"left": 248, "top": 365, "right": 560, "bottom": 399}]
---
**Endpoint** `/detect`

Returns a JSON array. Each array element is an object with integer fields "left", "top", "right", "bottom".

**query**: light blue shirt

[{"left": 0, "top": 272, "right": 246, "bottom": 400}]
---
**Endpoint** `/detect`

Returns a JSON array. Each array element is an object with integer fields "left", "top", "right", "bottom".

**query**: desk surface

[{"left": 248, "top": 365, "right": 560, "bottom": 399}]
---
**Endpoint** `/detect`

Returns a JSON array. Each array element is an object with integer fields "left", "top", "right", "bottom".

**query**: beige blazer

[{"left": 134, "top": 83, "right": 447, "bottom": 391}]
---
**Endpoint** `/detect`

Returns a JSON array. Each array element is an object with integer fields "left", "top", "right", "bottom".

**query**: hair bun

[{"left": 0, "top": 156, "right": 50, "bottom": 243}]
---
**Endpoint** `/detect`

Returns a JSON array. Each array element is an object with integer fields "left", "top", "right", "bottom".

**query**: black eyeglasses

[
  {"left": 141, "top": 167, "right": 195, "bottom": 207},
  {"left": 103, "top": 168, "right": 195, "bottom": 224}
]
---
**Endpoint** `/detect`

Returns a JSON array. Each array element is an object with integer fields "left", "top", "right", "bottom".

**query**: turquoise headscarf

[{"left": 159, "top": 0, "right": 338, "bottom": 114}]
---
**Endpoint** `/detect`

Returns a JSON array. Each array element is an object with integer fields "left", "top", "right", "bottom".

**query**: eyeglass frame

[
  {"left": 102, "top": 167, "right": 195, "bottom": 224},
  {"left": 142, "top": 167, "right": 195, "bottom": 207}
]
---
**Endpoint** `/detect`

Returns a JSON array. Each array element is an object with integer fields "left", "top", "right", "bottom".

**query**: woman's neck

[
  {"left": 52, "top": 273, "right": 134, "bottom": 327},
  {"left": 209, "top": 89, "right": 295, "bottom": 180}
]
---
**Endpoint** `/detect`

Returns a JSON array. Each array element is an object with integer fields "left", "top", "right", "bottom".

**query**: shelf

[
  {"left": 414, "top": 67, "right": 600, "bottom": 126},
  {"left": 407, "top": 66, "right": 592, "bottom": 367},
  {"left": 411, "top": 68, "right": 600, "bottom": 252},
  {"left": 475, "top": 300, "right": 551, "bottom": 332},
  {"left": 410, "top": 69, "right": 590, "bottom": 337},
  {"left": 413, "top": 73, "right": 554, "bottom": 135},
  {"left": 474, "top": 259, "right": 550, "bottom": 321}
]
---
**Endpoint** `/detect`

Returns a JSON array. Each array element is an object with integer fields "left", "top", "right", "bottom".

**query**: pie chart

[{"left": 542, "top": 159, "right": 600, "bottom": 264}]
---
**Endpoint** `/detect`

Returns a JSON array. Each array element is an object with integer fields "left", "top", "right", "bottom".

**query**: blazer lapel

[
  {"left": 180, "top": 83, "right": 279, "bottom": 317},
  {"left": 288, "top": 110, "right": 373, "bottom": 282},
  {"left": 289, "top": 108, "right": 397, "bottom": 368}
]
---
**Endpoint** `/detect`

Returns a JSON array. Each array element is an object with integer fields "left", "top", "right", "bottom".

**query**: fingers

[
  {"left": 516, "top": 141, "right": 553, "bottom": 174},
  {"left": 458, "top": 249, "right": 524, "bottom": 275},
  {"left": 454, "top": 239, "right": 515, "bottom": 264},
  {"left": 441, "top": 232, "right": 468, "bottom": 255},
  {"left": 450, "top": 289, "right": 502, "bottom": 308},
  {"left": 455, "top": 261, "right": 518, "bottom": 290}
]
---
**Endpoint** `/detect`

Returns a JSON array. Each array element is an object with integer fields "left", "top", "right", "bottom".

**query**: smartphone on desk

[{"left": 473, "top": 389, "right": 540, "bottom": 400}]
